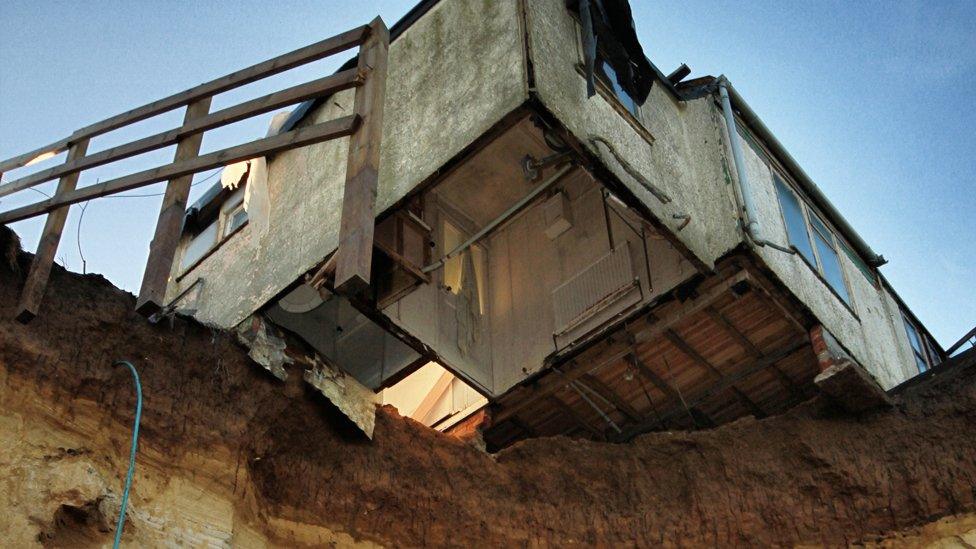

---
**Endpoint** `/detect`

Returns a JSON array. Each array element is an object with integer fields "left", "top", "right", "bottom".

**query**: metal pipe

[
  {"left": 422, "top": 163, "right": 575, "bottom": 274},
  {"left": 716, "top": 77, "right": 795, "bottom": 255},
  {"left": 717, "top": 76, "right": 885, "bottom": 266}
]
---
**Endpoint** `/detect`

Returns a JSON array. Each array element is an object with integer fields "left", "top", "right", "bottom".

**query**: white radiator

[{"left": 552, "top": 242, "right": 640, "bottom": 346}]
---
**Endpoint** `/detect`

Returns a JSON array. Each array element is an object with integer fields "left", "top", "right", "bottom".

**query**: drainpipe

[{"left": 716, "top": 76, "right": 794, "bottom": 255}]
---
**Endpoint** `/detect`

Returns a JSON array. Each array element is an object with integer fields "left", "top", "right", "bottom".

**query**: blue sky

[{"left": 0, "top": 1, "right": 973, "bottom": 346}]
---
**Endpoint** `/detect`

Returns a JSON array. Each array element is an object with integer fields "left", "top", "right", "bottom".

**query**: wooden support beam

[
  {"left": 15, "top": 139, "right": 90, "bottom": 323},
  {"left": 631, "top": 271, "right": 749, "bottom": 345},
  {"left": 493, "top": 343, "right": 633, "bottom": 424},
  {"left": 705, "top": 305, "right": 805, "bottom": 399},
  {"left": 664, "top": 329, "right": 767, "bottom": 419},
  {"left": 334, "top": 17, "right": 389, "bottom": 295},
  {"left": 136, "top": 98, "right": 213, "bottom": 316},
  {"left": 616, "top": 341, "right": 807, "bottom": 441},
  {"left": 0, "top": 25, "right": 368, "bottom": 177},
  {"left": 549, "top": 395, "right": 603, "bottom": 439},
  {"left": 0, "top": 115, "right": 359, "bottom": 224},
  {"left": 627, "top": 352, "right": 713, "bottom": 428},
  {"left": 580, "top": 374, "right": 641, "bottom": 423},
  {"left": 0, "top": 69, "right": 363, "bottom": 198}
]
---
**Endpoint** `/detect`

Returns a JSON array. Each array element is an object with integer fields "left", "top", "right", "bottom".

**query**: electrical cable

[{"left": 111, "top": 360, "right": 142, "bottom": 549}]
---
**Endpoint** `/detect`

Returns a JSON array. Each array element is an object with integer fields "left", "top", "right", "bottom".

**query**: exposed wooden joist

[
  {"left": 580, "top": 374, "right": 641, "bottom": 423},
  {"left": 0, "top": 115, "right": 359, "bottom": 225},
  {"left": 0, "top": 25, "right": 368, "bottom": 176},
  {"left": 15, "top": 139, "right": 90, "bottom": 323},
  {"left": 627, "top": 352, "right": 713, "bottom": 428},
  {"left": 631, "top": 271, "right": 750, "bottom": 345},
  {"left": 334, "top": 17, "right": 389, "bottom": 295},
  {"left": 135, "top": 97, "right": 213, "bottom": 316},
  {"left": 492, "top": 343, "right": 633, "bottom": 424},
  {"left": 705, "top": 305, "right": 806, "bottom": 400},
  {"left": 616, "top": 341, "right": 808, "bottom": 441},
  {"left": 664, "top": 329, "right": 767, "bottom": 419},
  {"left": 0, "top": 69, "right": 364, "bottom": 199},
  {"left": 549, "top": 395, "right": 604, "bottom": 439}
]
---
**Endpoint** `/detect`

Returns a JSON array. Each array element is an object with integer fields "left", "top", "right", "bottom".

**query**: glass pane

[
  {"left": 598, "top": 58, "right": 638, "bottom": 117},
  {"left": 813, "top": 231, "right": 851, "bottom": 305},
  {"left": 915, "top": 352, "right": 928, "bottom": 373},
  {"left": 774, "top": 176, "right": 816, "bottom": 265},
  {"left": 809, "top": 212, "right": 832, "bottom": 242},
  {"left": 225, "top": 207, "right": 247, "bottom": 236},
  {"left": 903, "top": 317, "right": 923, "bottom": 354},
  {"left": 181, "top": 221, "right": 218, "bottom": 271}
]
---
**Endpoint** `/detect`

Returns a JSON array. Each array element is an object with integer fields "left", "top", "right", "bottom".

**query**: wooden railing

[{"left": 0, "top": 17, "right": 388, "bottom": 322}]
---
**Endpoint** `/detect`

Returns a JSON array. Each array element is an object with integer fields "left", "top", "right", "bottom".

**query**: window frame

[
  {"left": 570, "top": 19, "right": 656, "bottom": 146},
  {"left": 771, "top": 171, "right": 857, "bottom": 314},
  {"left": 902, "top": 313, "right": 934, "bottom": 373},
  {"left": 177, "top": 186, "right": 250, "bottom": 281}
]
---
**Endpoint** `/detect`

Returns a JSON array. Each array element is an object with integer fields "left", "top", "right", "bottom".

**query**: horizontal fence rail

[{"left": 0, "top": 17, "right": 388, "bottom": 322}]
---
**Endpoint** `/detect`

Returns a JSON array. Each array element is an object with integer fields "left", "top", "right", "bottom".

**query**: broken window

[{"left": 596, "top": 54, "right": 639, "bottom": 117}]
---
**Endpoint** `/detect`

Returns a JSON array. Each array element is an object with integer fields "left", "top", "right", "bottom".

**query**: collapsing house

[{"left": 0, "top": 0, "right": 945, "bottom": 449}]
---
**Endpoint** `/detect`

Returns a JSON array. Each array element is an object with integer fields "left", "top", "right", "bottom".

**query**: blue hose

[{"left": 112, "top": 360, "right": 142, "bottom": 549}]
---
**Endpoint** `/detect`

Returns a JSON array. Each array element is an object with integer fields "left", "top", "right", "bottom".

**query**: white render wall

[{"left": 165, "top": 0, "right": 529, "bottom": 328}]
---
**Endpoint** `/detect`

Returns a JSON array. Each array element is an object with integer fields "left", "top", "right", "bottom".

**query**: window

[
  {"left": 220, "top": 188, "right": 247, "bottom": 237},
  {"left": 224, "top": 203, "right": 248, "bottom": 237},
  {"left": 773, "top": 174, "right": 853, "bottom": 307},
  {"left": 180, "top": 221, "right": 218, "bottom": 271},
  {"left": 595, "top": 55, "right": 638, "bottom": 118},
  {"left": 774, "top": 175, "right": 816, "bottom": 264},
  {"left": 808, "top": 213, "right": 851, "bottom": 305},
  {"left": 902, "top": 315, "right": 931, "bottom": 373}
]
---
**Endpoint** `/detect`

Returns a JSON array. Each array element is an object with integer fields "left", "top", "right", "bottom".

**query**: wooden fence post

[
  {"left": 136, "top": 97, "right": 213, "bottom": 316},
  {"left": 334, "top": 17, "right": 389, "bottom": 295},
  {"left": 15, "top": 138, "right": 90, "bottom": 323}
]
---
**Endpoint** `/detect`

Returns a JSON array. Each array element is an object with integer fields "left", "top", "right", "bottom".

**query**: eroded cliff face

[{"left": 1, "top": 225, "right": 975, "bottom": 547}]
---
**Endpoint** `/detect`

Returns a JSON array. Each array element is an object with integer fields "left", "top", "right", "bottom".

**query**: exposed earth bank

[{"left": 1, "top": 226, "right": 974, "bottom": 547}]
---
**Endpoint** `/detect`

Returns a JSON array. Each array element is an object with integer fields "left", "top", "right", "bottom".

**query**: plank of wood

[
  {"left": 334, "top": 17, "right": 389, "bottom": 295},
  {"left": 411, "top": 371, "right": 454, "bottom": 423},
  {"left": 15, "top": 139, "right": 90, "bottom": 323},
  {"left": 548, "top": 395, "right": 604, "bottom": 439},
  {"left": 0, "top": 115, "right": 359, "bottom": 224},
  {"left": 631, "top": 271, "right": 749, "bottom": 345},
  {"left": 628, "top": 352, "right": 712, "bottom": 428},
  {"left": 706, "top": 305, "right": 805, "bottom": 400},
  {"left": 664, "top": 329, "right": 767, "bottom": 418},
  {"left": 0, "top": 26, "right": 368, "bottom": 177},
  {"left": 492, "top": 343, "right": 633, "bottom": 425},
  {"left": 0, "top": 69, "right": 363, "bottom": 199},
  {"left": 135, "top": 97, "right": 213, "bottom": 316},
  {"left": 580, "top": 374, "right": 641, "bottom": 422},
  {"left": 616, "top": 340, "right": 807, "bottom": 441}
]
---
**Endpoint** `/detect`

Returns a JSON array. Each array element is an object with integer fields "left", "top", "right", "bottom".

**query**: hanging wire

[
  {"left": 72, "top": 167, "right": 221, "bottom": 273},
  {"left": 103, "top": 167, "right": 222, "bottom": 198}
]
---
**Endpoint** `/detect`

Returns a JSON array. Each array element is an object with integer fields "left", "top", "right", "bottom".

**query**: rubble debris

[
  {"left": 234, "top": 315, "right": 292, "bottom": 380},
  {"left": 303, "top": 357, "right": 379, "bottom": 438}
]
